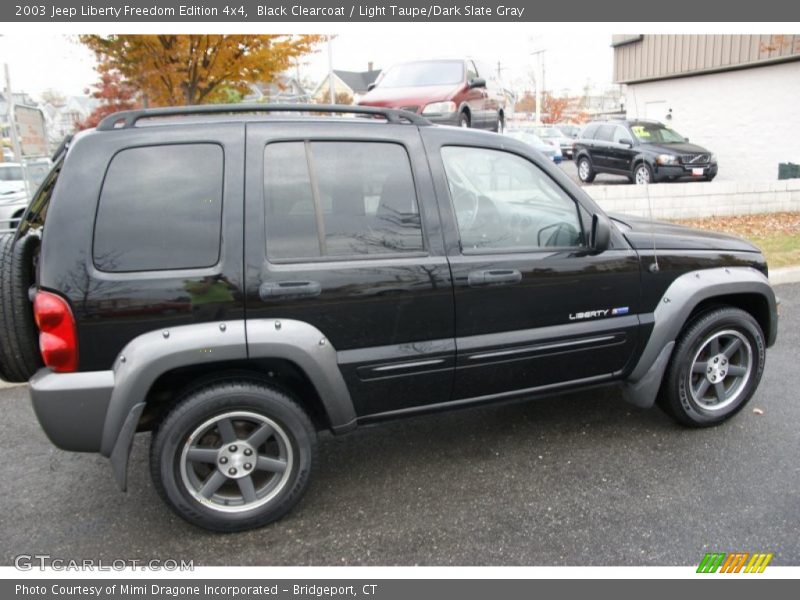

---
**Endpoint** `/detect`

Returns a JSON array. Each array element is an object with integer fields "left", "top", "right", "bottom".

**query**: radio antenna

[{"left": 645, "top": 166, "right": 659, "bottom": 273}]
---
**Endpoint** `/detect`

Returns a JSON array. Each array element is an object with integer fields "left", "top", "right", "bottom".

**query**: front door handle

[
  {"left": 259, "top": 280, "right": 322, "bottom": 300},
  {"left": 468, "top": 269, "right": 522, "bottom": 287}
]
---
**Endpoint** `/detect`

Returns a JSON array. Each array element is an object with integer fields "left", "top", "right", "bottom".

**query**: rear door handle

[
  {"left": 468, "top": 269, "right": 522, "bottom": 287},
  {"left": 259, "top": 280, "right": 321, "bottom": 300}
]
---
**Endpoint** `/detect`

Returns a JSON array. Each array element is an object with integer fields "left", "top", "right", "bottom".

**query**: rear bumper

[{"left": 29, "top": 368, "right": 114, "bottom": 453}]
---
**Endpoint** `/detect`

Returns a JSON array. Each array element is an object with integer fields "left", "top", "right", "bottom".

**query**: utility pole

[
  {"left": 530, "top": 49, "right": 546, "bottom": 124},
  {"left": 327, "top": 35, "right": 335, "bottom": 105},
  {"left": 4, "top": 63, "right": 30, "bottom": 198}
]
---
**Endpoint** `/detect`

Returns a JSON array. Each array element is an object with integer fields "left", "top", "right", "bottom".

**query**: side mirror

[
  {"left": 469, "top": 77, "right": 486, "bottom": 89},
  {"left": 684, "top": 137, "right": 689, "bottom": 142},
  {"left": 620, "top": 138, "right": 633, "bottom": 147},
  {"left": 590, "top": 213, "right": 612, "bottom": 254},
  {"left": 367, "top": 82, "right": 377, "bottom": 92}
]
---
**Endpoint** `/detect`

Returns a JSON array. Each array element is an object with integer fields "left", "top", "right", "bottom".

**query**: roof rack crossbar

[{"left": 96, "top": 103, "right": 430, "bottom": 131}]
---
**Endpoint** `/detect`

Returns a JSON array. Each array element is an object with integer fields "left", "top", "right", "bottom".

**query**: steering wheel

[{"left": 451, "top": 186, "right": 480, "bottom": 231}]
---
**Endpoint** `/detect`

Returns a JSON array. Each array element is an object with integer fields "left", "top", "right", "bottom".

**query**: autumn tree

[
  {"left": 541, "top": 93, "right": 570, "bottom": 124},
  {"left": 515, "top": 91, "right": 535, "bottom": 114},
  {"left": 513, "top": 91, "right": 569, "bottom": 122},
  {"left": 80, "top": 35, "right": 322, "bottom": 106},
  {"left": 76, "top": 69, "right": 139, "bottom": 130}
]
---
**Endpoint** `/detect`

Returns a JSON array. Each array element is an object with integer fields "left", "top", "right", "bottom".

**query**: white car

[{"left": 0, "top": 163, "right": 30, "bottom": 231}]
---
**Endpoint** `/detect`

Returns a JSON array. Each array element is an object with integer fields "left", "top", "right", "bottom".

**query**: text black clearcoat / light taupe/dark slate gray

[{"left": 9, "top": 105, "right": 778, "bottom": 531}]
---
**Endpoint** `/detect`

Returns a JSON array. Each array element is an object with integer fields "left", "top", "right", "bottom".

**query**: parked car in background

[
  {"left": 0, "top": 160, "right": 54, "bottom": 232},
  {"left": 505, "top": 129, "right": 562, "bottom": 163},
  {"left": 555, "top": 123, "right": 581, "bottom": 139},
  {"left": 358, "top": 58, "right": 506, "bottom": 132},
  {"left": 0, "top": 162, "right": 25, "bottom": 187},
  {"left": 0, "top": 164, "right": 28, "bottom": 231},
  {"left": 573, "top": 119, "right": 718, "bottom": 185},
  {"left": 530, "top": 125, "right": 575, "bottom": 159},
  {"left": 0, "top": 188, "right": 28, "bottom": 231}
]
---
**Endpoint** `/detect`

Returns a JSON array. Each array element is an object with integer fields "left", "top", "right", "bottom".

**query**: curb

[
  {"left": 769, "top": 266, "right": 800, "bottom": 286},
  {"left": 0, "top": 380, "right": 25, "bottom": 390}
]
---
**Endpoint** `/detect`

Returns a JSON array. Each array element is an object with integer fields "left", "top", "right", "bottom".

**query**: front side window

[
  {"left": 378, "top": 60, "right": 465, "bottom": 87},
  {"left": 613, "top": 126, "right": 631, "bottom": 144},
  {"left": 93, "top": 143, "right": 224, "bottom": 272},
  {"left": 264, "top": 141, "right": 423, "bottom": 261},
  {"left": 441, "top": 146, "right": 583, "bottom": 252}
]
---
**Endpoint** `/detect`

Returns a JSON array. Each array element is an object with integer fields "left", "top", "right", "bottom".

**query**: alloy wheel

[
  {"left": 635, "top": 164, "right": 651, "bottom": 184},
  {"left": 688, "top": 329, "right": 753, "bottom": 411},
  {"left": 179, "top": 411, "right": 294, "bottom": 513}
]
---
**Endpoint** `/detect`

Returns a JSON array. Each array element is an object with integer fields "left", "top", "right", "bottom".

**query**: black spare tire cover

[{"left": 0, "top": 233, "right": 43, "bottom": 382}]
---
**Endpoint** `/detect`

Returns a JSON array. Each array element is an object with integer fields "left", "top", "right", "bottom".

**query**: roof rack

[{"left": 96, "top": 103, "right": 430, "bottom": 131}]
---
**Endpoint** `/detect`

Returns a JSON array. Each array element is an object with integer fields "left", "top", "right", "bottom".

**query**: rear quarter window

[{"left": 93, "top": 143, "right": 224, "bottom": 272}]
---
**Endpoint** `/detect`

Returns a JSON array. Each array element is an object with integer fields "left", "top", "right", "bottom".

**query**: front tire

[
  {"left": 459, "top": 111, "right": 470, "bottom": 128},
  {"left": 150, "top": 380, "right": 316, "bottom": 532},
  {"left": 658, "top": 307, "right": 765, "bottom": 427},
  {"left": 493, "top": 112, "right": 504, "bottom": 133},
  {"left": 633, "top": 162, "right": 653, "bottom": 185}
]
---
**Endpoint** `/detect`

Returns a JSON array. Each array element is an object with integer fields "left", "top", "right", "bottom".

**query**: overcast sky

[{"left": 0, "top": 32, "right": 615, "bottom": 100}]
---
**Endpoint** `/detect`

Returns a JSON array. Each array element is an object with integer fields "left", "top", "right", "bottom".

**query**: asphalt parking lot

[{"left": 2, "top": 283, "right": 798, "bottom": 567}]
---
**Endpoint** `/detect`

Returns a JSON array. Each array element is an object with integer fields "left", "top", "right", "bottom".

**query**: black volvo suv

[
  {"left": 0, "top": 105, "right": 776, "bottom": 531},
  {"left": 573, "top": 119, "right": 718, "bottom": 184}
]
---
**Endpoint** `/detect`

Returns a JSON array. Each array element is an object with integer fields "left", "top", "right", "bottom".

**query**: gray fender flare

[
  {"left": 622, "top": 266, "right": 776, "bottom": 408},
  {"left": 101, "top": 319, "right": 355, "bottom": 490}
]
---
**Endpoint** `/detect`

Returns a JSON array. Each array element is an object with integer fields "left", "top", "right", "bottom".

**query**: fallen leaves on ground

[{"left": 673, "top": 212, "right": 800, "bottom": 239}]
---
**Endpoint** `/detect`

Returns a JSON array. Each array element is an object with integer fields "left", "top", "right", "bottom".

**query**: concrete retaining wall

[{"left": 585, "top": 178, "right": 800, "bottom": 220}]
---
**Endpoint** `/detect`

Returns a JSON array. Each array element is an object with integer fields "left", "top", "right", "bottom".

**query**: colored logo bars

[{"left": 697, "top": 552, "right": 773, "bottom": 573}]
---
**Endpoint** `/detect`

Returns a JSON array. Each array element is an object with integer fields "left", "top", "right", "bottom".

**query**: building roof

[
  {"left": 613, "top": 34, "right": 800, "bottom": 84},
  {"left": 332, "top": 69, "right": 382, "bottom": 94}
]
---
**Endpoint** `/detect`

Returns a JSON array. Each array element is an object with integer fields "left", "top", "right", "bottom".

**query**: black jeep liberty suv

[{"left": 0, "top": 105, "right": 778, "bottom": 531}]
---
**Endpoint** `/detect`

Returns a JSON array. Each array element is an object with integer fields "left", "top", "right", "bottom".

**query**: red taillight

[{"left": 33, "top": 291, "right": 78, "bottom": 372}]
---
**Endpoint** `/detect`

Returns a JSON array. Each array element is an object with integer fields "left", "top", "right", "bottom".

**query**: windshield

[
  {"left": 506, "top": 131, "right": 547, "bottom": 148},
  {"left": 630, "top": 123, "right": 686, "bottom": 144},
  {"left": 532, "top": 127, "right": 561, "bottom": 139},
  {"left": 0, "top": 166, "right": 24, "bottom": 181},
  {"left": 378, "top": 60, "right": 464, "bottom": 88}
]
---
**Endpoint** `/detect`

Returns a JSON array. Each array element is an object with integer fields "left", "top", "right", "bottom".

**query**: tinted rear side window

[
  {"left": 595, "top": 124, "right": 615, "bottom": 142},
  {"left": 264, "top": 141, "right": 423, "bottom": 261},
  {"left": 93, "top": 144, "right": 224, "bottom": 272},
  {"left": 580, "top": 123, "right": 599, "bottom": 139}
]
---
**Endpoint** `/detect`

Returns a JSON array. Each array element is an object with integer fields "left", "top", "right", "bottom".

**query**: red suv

[{"left": 358, "top": 58, "right": 507, "bottom": 132}]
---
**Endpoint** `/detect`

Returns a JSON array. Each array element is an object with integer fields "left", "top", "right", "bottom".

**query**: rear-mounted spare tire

[{"left": 0, "top": 233, "right": 43, "bottom": 382}]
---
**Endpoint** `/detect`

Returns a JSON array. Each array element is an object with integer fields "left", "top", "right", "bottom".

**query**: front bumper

[
  {"left": 29, "top": 368, "right": 114, "bottom": 453},
  {"left": 424, "top": 112, "right": 461, "bottom": 126},
  {"left": 654, "top": 163, "right": 718, "bottom": 182}
]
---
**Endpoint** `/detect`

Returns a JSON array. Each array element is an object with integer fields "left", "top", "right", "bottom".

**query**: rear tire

[
  {"left": 577, "top": 156, "right": 595, "bottom": 183},
  {"left": 459, "top": 111, "right": 470, "bottom": 128},
  {"left": 150, "top": 380, "right": 317, "bottom": 532},
  {"left": 657, "top": 307, "right": 765, "bottom": 427},
  {"left": 0, "top": 233, "right": 42, "bottom": 382}
]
